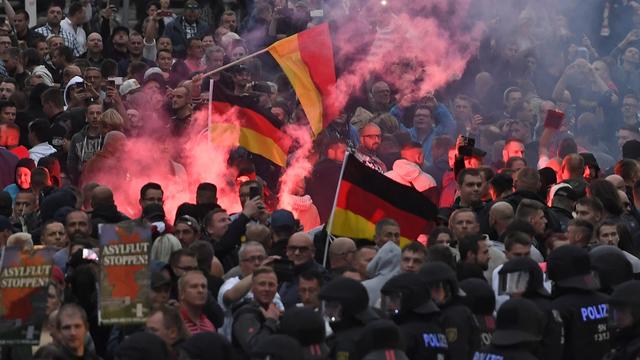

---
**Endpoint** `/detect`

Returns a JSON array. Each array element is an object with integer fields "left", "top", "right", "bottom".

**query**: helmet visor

[
  {"left": 380, "top": 292, "right": 403, "bottom": 318},
  {"left": 498, "top": 271, "right": 530, "bottom": 296},
  {"left": 321, "top": 300, "right": 343, "bottom": 323}
]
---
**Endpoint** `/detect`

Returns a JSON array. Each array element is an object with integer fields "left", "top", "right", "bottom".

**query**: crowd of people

[{"left": 2, "top": 0, "right": 640, "bottom": 359}]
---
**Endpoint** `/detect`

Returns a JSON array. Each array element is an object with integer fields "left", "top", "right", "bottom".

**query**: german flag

[
  {"left": 329, "top": 154, "right": 438, "bottom": 246},
  {"left": 209, "top": 85, "right": 292, "bottom": 167},
  {"left": 268, "top": 23, "right": 337, "bottom": 137}
]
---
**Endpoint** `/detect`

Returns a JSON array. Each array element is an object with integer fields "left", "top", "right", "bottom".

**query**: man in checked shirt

[{"left": 35, "top": 4, "right": 81, "bottom": 57}]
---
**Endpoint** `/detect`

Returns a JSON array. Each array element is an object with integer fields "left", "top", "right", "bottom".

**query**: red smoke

[{"left": 89, "top": 0, "right": 487, "bottom": 222}]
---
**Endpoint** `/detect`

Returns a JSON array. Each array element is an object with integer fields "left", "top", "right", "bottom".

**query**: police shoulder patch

[
  {"left": 445, "top": 328, "right": 458, "bottom": 343},
  {"left": 337, "top": 351, "right": 349, "bottom": 360}
]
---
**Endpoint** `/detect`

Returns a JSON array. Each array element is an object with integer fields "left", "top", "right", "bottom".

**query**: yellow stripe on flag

[
  {"left": 332, "top": 208, "right": 414, "bottom": 248},
  {"left": 268, "top": 35, "right": 324, "bottom": 136},
  {"left": 210, "top": 123, "right": 288, "bottom": 167}
]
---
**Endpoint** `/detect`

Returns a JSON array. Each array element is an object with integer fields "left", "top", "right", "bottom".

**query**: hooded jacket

[
  {"left": 362, "top": 241, "right": 401, "bottom": 307},
  {"left": 385, "top": 159, "right": 437, "bottom": 192}
]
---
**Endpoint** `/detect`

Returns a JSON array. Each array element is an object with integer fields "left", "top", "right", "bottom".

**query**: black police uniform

[
  {"left": 459, "top": 278, "right": 497, "bottom": 348},
  {"left": 548, "top": 245, "right": 610, "bottom": 360},
  {"left": 381, "top": 272, "right": 449, "bottom": 360},
  {"left": 472, "top": 298, "right": 543, "bottom": 360},
  {"left": 590, "top": 245, "right": 634, "bottom": 295},
  {"left": 279, "top": 307, "right": 330, "bottom": 360},
  {"left": 232, "top": 301, "right": 279, "bottom": 359},
  {"left": 319, "top": 277, "right": 379, "bottom": 360},
  {"left": 603, "top": 280, "right": 640, "bottom": 360},
  {"left": 499, "top": 257, "right": 563, "bottom": 360},
  {"left": 356, "top": 320, "right": 410, "bottom": 360},
  {"left": 420, "top": 262, "right": 481, "bottom": 360}
]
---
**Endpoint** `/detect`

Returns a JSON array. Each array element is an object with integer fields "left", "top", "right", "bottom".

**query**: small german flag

[
  {"left": 329, "top": 154, "right": 438, "bottom": 246},
  {"left": 209, "top": 85, "right": 292, "bottom": 168},
  {"left": 268, "top": 23, "right": 337, "bottom": 137}
]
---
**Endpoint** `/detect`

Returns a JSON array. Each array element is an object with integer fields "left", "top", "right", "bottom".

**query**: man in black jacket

[{"left": 232, "top": 267, "right": 281, "bottom": 358}]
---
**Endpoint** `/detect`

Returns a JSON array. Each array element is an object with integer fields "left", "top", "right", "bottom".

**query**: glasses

[
  {"left": 362, "top": 134, "right": 381, "bottom": 139},
  {"left": 144, "top": 197, "right": 163, "bottom": 203},
  {"left": 287, "top": 246, "right": 311, "bottom": 254},
  {"left": 176, "top": 266, "right": 198, "bottom": 272},
  {"left": 241, "top": 255, "right": 265, "bottom": 263}
]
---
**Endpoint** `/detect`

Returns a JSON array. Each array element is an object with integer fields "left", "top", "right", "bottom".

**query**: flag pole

[
  {"left": 202, "top": 48, "right": 270, "bottom": 78},
  {"left": 322, "top": 152, "right": 350, "bottom": 267},
  {"left": 207, "top": 78, "right": 214, "bottom": 143}
]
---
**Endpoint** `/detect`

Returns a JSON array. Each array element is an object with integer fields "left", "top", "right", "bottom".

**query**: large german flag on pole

[
  {"left": 209, "top": 84, "right": 292, "bottom": 167},
  {"left": 268, "top": 23, "right": 337, "bottom": 137},
  {"left": 328, "top": 154, "right": 438, "bottom": 246}
]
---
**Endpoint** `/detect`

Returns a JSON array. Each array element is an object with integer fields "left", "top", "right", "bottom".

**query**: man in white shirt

[
  {"left": 491, "top": 231, "right": 534, "bottom": 310},
  {"left": 61, "top": 2, "right": 87, "bottom": 56},
  {"left": 28, "top": 119, "right": 56, "bottom": 163},
  {"left": 217, "top": 241, "right": 283, "bottom": 339}
]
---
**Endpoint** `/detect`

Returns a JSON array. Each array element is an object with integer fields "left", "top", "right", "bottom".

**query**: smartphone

[
  {"left": 108, "top": 77, "right": 123, "bottom": 86},
  {"left": 249, "top": 186, "right": 261, "bottom": 199},
  {"left": 458, "top": 136, "right": 476, "bottom": 157},
  {"left": 157, "top": 10, "right": 172, "bottom": 17},
  {"left": 82, "top": 248, "right": 99, "bottom": 262},
  {"left": 544, "top": 109, "right": 565, "bottom": 130},
  {"left": 310, "top": 9, "right": 323, "bottom": 17},
  {"left": 106, "top": 79, "right": 116, "bottom": 88}
]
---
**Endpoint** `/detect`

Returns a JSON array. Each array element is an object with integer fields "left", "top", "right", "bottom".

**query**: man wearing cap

[
  {"left": 163, "top": 0, "right": 210, "bottom": 58},
  {"left": 548, "top": 183, "right": 577, "bottom": 232},
  {"left": 229, "top": 64, "right": 252, "bottom": 95},
  {"left": 548, "top": 245, "right": 610, "bottom": 360}
]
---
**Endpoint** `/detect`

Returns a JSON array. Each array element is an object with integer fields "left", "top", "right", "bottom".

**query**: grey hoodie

[{"left": 362, "top": 241, "right": 401, "bottom": 307}]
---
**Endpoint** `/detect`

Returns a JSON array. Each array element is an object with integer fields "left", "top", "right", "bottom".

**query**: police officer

[
  {"left": 459, "top": 278, "right": 496, "bottom": 348},
  {"left": 419, "top": 261, "right": 480, "bottom": 360},
  {"left": 250, "top": 334, "right": 305, "bottom": 360},
  {"left": 279, "top": 307, "right": 329, "bottom": 360},
  {"left": 604, "top": 280, "right": 640, "bottom": 360},
  {"left": 319, "top": 277, "right": 379, "bottom": 360},
  {"left": 589, "top": 245, "right": 634, "bottom": 295},
  {"left": 472, "top": 298, "right": 543, "bottom": 360},
  {"left": 380, "top": 272, "right": 449, "bottom": 359},
  {"left": 548, "top": 245, "right": 610, "bottom": 360},
  {"left": 499, "top": 256, "right": 563, "bottom": 360},
  {"left": 356, "top": 319, "right": 410, "bottom": 360}
]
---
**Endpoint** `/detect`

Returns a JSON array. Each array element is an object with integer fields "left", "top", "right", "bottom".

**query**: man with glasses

[
  {"left": 354, "top": 122, "right": 386, "bottom": 173},
  {"left": 621, "top": 93, "right": 640, "bottom": 128},
  {"left": 279, "top": 232, "right": 328, "bottom": 308},
  {"left": 217, "top": 241, "right": 281, "bottom": 339},
  {"left": 139, "top": 182, "right": 164, "bottom": 214},
  {"left": 166, "top": 249, "right": 199, "bottom": 300}
]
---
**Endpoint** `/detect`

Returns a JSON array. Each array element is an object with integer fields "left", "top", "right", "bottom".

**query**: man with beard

[
  {"left": 53, "top": 210, "right": 92, "bottom": 271},
  {"left": 458, "top": 233, "right": 491, "bottom": 281},
  {"left": 355, "top": 122, "right": 386, "bottom": 173}
]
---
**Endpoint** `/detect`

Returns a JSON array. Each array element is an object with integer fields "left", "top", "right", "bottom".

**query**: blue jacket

[
  {"left": 162, "top": 16, "right": 210, "bottom": 58},
  {"left": 396, "top": 103, "right": 457, "bottom": 167}
]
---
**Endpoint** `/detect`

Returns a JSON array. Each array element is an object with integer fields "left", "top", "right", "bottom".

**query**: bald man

[
  {"left": 279, "top": 232, "right": 328, "bottom": 308},
  {"left": 329, "top": 237, "right": 357, "bottom": 269},
  {"left": 606, "top": 174, "right": 626, "bottom": 192},
  {"left": 489, "top": 201, "right": 514, "bottom": 240},
  {"left": 355, "top": 123, "right": 386, "bottom": 173}
]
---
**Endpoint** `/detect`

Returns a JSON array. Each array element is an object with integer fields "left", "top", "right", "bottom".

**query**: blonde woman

[{"left": 99, "top": 109, "right": 125, "bottom": 132}]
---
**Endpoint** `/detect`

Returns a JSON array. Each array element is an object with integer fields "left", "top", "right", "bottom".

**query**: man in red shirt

[{"left": 179, "top": 270, "right": 215, "bottom": 334}]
